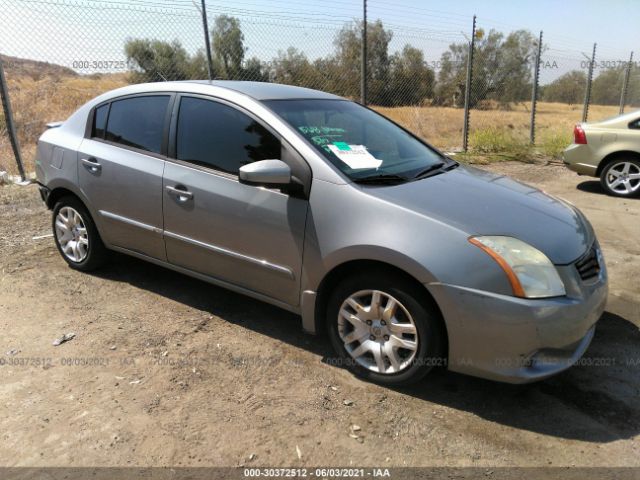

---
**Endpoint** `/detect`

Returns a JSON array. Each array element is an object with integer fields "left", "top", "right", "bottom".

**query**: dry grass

[
  {"left": 375, "top": 105, "right": 465, "bottom": 151},
  {"left": 0, "top": 74, "right": 128, "bottom": 174},
  {"left": 0, "top": 72, "right": 627, "bottom": 174},
  {"left": 378, "top": 101, "right": 622, "bottom": 161}
]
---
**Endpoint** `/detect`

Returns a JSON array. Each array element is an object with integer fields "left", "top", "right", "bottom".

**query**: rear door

[
  {"left": 78, "top": 94, "right": 173, "bottom": 260},
  {"left": 162, "top": 94, "right": 309, "bottom": 306}
]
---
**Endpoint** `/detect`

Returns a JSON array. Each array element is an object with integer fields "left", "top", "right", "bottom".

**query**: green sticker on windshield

[{"left": 333, "top": 142, "right": 351, "bottom": 151}]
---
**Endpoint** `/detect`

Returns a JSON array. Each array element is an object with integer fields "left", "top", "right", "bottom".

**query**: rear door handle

[
  {"left": 81, "top": 157, "right": 102, "bottom": 173},
  {"left": 166, "top": 185, "right": 194, "bottom": 202}
]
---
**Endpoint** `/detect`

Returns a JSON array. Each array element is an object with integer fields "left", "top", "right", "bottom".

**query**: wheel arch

[
  {"left": 45, "top": 184, "right": 108, "bottom": 245},
  {"left": 596, "top": 150, "right": 640, "bottom": 177},
  {"left": 46, "top": 186, "right": 82, "bottom": 210},
  {"left": 44, "top": 177, "right": 91, "bottom": 209},
  {"left": 312, "top": 259, "right": 448, "bottom": 356}
]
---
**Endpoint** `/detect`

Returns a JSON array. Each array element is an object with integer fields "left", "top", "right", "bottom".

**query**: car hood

[{"left": 365, "top": 164, "right": 592, "bottom": 265}]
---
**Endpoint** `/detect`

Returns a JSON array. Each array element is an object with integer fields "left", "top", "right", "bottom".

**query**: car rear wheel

[
  {"left": 52, "top": 196, "right": 107, "bottom": 271},
  {"left": 600, "top": 158, "right": 640, "bottom": 197},
  {"left": 326, "top": 271, "right": 445, "bottom": 386}
]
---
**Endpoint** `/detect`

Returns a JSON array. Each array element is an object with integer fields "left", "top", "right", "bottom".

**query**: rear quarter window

[
  {"left": 92, "top": 104, "right": 109, "bottom": 139},
  {"left": 629, "top": 118, "right": 640, "bottom": 129}
]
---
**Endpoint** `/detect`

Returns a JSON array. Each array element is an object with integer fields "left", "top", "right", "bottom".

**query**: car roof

[
  {"left": 115, "top": 80, "right": 343, "bottom": 101},
  {"left": 190, "top": 80, "right": 344, "bottom": 101},
  {"left": 88, "top": 81, "right": 346, "bottom": 109},
  {"left": 588, "top": 108, "right": 640, "bottom": 127}
]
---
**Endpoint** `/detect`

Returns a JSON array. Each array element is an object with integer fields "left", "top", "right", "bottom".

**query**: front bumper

[
  {"left": 563, "top": 144, "right": 598, "bottom": 176},
  {"left": 428, "top": 253, "right": 608, "bottom": 384}
]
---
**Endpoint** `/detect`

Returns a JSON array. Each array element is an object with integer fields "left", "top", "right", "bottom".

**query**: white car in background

[{"left": 563, "top": 110, "right": 640, "bottom": 197}]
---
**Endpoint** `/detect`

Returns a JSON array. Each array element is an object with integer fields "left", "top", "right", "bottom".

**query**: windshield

[{"left": 263, "top": 99, "right": 449, "bottom": 180}]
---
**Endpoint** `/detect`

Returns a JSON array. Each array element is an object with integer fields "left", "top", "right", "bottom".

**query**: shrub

[{"left": 469, "top": 127, "right": 531, "bottom": 159}]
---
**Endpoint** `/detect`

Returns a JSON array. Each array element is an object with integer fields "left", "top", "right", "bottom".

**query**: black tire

[
  {"left": 326, "top": 270, "right": 445, "bottom": 386},
  {"left": 52, "top": 195, "right": 108, "bottom": 271},
  {"left": 599, "top": 157, "right": 640, "bottom": 198}
]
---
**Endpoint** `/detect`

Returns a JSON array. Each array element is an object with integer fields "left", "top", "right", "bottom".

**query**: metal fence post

[
  {"left": 529, "top": 31, "right": 543, "bottom": 144},
  {"left": 582, "top": 43, "right": 596, "bottom": 123},
  {"left": 619, "top": 51, "right": 634, "bottom": 114},
  {"left": 200, "top": 0, "right": 214, "bottom": 80},
  {"left": 462, "top": 15, "right": 476, "bottom": 152},
  {"left": 360, "top": 0, "right": 367, "bottom": 105},
  {"left": 0, "top": 56, "right": 26, "bottom": 181}
]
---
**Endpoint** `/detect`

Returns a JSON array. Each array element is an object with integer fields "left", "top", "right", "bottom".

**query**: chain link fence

[
  {"left": 465, "top": 23, "right": 639, "bottom": 158},
  {"left": 630, "top": 68, "right": 640, "bottom": 107},
  {"left": 0, "top": 0, "right": 637, "bottom": 176}
]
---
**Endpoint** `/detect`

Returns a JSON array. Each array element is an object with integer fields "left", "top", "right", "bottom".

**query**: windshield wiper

[
  {"left": 411, "top": 161, "right": 446, "bottom": 180},
  {"left": 352, "top": 174, "right": 410, "bottom": 185}
]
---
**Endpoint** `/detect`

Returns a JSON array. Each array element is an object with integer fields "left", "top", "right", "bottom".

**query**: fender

[{"left": 299, "top": 245, "right": 439, "bottom": 334}]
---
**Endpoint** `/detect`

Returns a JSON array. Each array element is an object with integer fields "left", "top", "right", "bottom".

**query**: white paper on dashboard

[{"left": 327, "top": 144, "right": 383, "bottom": 169}]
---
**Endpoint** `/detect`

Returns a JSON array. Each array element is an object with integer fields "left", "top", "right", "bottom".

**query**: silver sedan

[{"left": 36, "top": 81, "right": 607, "bottom": 385}]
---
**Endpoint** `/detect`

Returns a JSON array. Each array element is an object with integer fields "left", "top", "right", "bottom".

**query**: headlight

[{"left": 469, "top": 236, "right": 566, "bottom": 298}]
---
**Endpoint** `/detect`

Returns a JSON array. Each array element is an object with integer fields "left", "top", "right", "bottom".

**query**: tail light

[{"left": 574, "top": 124, "right": 587, "bottom": 144}]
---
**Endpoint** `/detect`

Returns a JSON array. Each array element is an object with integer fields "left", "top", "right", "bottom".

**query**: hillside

[
  {"left": 0, "top": 55, "right": 77, "bottom": 80},
  {"left": 0, "top": 56, "right": 127, "bottom": 174}
]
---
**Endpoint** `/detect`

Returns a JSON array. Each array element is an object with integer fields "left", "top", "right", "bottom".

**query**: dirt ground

[{"left": 0, "top": 161, "right": 638, "bottom": 468}]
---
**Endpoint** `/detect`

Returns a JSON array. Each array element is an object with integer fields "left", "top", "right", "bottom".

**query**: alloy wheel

[
  {"left": 337, "top": 289, "right": 419, "bottom": 374},
  {"left": 55, "top": 206, "right": 89, "bottom": 263},
  {"left": 605, "top": 161, "right": 640, "bottom": 195}
]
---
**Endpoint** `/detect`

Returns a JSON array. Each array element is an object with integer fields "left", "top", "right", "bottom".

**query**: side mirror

[{"left": 239, "top": 159, "right": 291, "bottom": 186}]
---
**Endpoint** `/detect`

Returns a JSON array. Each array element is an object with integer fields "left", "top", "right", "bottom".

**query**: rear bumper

[
  {"left": 563, "top": 144, "right": 598, "bottom": 176},
  {"left": 37, "top": 183, "right": 50, "bottom": 204},
  {"left": 428, "top": 255, "right": 608, "bottom": 384}
]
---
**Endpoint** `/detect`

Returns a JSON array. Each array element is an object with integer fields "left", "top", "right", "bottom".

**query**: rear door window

[{"left": 105, "top": 96, "right": 170, "bottom": 154}]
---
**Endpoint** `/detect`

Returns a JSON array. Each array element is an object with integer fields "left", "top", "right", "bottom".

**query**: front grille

[{"left": 575, "top": 245, "right": 600, "bottom": 281}]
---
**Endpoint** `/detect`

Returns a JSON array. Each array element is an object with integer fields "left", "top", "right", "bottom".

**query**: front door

[{"left": 162, "top": 95, "right": 309, "bottom": 306}]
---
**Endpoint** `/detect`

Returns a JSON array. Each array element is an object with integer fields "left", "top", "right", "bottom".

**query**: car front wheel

[
  {"left": 326, "top": 271, "right": 445, "bottom": 386},
  {"left": 600, "top": 158, "right": 640, "bottom": 197}
]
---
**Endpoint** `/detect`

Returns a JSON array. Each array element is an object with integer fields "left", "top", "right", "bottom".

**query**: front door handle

[
  {"left": 81, "top": 157, "right": 101, "bottom": 173},
  {"left": 166, "top": 185, "right": 194, "bottom": 202}
]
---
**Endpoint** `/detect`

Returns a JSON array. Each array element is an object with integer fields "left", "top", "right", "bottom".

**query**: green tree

[
  {"left": 435, "top": 29, "right": 538, "bottom": 107},
  {"left": 211, "top": 15, "right": 246, "bottom": 79},
  {"left": 243, "top": 56, "right": 268, "bottom": 82},
  {"left": 125, "top": 39, "right": 195, "bottom": 82},
  {"left": 310, "top": 56, "right": 344, "bottom": 95},
  {"left": 541, "top": 70, "right": 586, "bottom": 105},
  {"left": 187, "top": 49, "right": 211, "bottom": 80},
  {"left": 496, "top": 30, "right": 537, "bottom": 102},
  {"left": 591, "top": 67, "right": 627, "bottom": 105},
  {"left": 435, "top": 44, "right": 467, "bottom": 107},
  {"left": 332, "top": 20, "right": 393, "bottom": 104},
  {"left": 270, "top": 47, "right": 322, "bottom": 88},
  {"left": 591, "top": 65, "right": 640, "bottom": 107},
  {"left": 388, "top": 45, "right": 435, "bottom": 106},
  {"left": 627, "top": 66, "right": 640, "bottom": 107}
]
